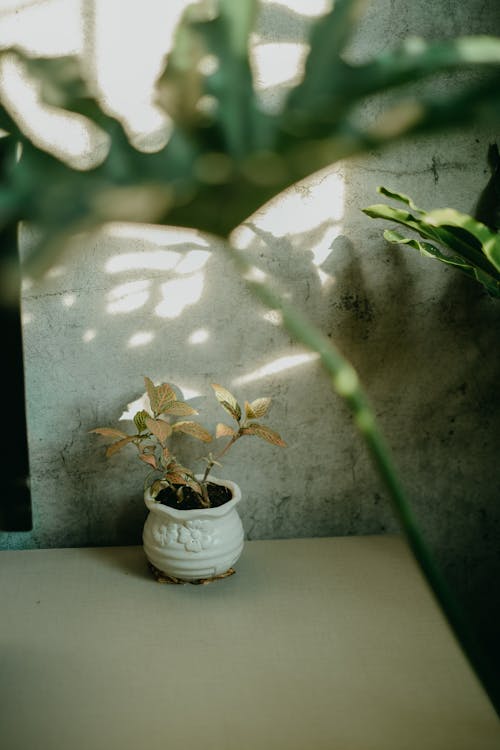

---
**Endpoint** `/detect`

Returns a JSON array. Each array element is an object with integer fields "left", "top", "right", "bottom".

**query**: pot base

[{"left": 148, "top": 561, "right": 236, "bottom": 585}]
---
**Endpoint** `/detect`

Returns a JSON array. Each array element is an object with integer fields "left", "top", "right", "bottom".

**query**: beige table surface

[{"left": 1, "top": 535, "right": 498, "bottom": 750}]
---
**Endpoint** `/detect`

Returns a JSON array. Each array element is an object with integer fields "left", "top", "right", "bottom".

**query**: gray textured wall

[{"left": 1, "top": 0, "right": 499, "bottom": 659}]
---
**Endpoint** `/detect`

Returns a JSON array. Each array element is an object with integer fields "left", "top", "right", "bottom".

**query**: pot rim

[{"left": 144, "top": 474, "right": 241, "bottom": 520}]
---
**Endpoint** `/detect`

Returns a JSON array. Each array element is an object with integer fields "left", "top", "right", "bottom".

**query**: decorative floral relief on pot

[
  {"left": 143, "top": 475, "right": 244, "bottom": 581},
  {"left": 153, "top": 520, "right": 215, "bottom": 552}
]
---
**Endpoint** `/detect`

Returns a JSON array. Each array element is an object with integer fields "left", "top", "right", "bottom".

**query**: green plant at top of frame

[
  {"left": 1, "top": 0, "right": 500, "bottom": 283},
  {"left": 363, "top": 185, "right": 500, "bottom": 298}
]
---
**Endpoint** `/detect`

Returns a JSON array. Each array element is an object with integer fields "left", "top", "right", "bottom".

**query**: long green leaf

[
  {"left": 286, "top": 0, "right": 367, "bottom": 113},
  {"left": 224, "top": 238, "right": 500, "bottom": 717},
  {"left": 425, "top": 208, "right": 500, "bottom": 273},
  {"left": 383, "top": 229, "right": 500, "bottom": 297},
  {"left": 344, "top": 35, "right": 500, "bottom": 99},
  {"left": 363, "top": 202, "right": 500, "bottom": 279}
]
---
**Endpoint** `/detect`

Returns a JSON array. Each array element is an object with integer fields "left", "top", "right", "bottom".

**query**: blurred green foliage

[{"left": 1, "top": 0, "right": 500, "bottom": 280}]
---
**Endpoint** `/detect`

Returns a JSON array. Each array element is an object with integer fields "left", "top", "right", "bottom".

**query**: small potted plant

[{"left": 91, "top": 377, "right": 286, "bottom": 584}]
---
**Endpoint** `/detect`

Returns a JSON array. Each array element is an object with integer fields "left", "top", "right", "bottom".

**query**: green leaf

[
  {"left": 241, "top": 423, "right": 286, "bottom": 447},
  {"left": 424, "top": 208, "right": 500, "bottom": 274},
  {"left": 363, "top": 201, "right": 499, "bottom": 279},
  {"left": 339, "top": 36, "right": 500, "bottom": 103},
  {"left": 377, "top": 186, "right": 424, "bottom": 213},
  {"left": 134, "top": 410, "right": 150, "bottom": 433},
  {"left": 383, "top": 229, "right": 476, "bottom": 270},
  {"left": 188, "top": 0, "right": 270, "bottom": 157},
  {"left": 286, "top": 0, "right": 367, "bottom": 114},
  {"left": 211, "top": 383, "right": 241, "bottom": 421},
  {"left": 218, "top": 0, "right": 257, "bottom": 58},
  {"left": 382, "top": 229, "right": 496, "bottom": 290}
]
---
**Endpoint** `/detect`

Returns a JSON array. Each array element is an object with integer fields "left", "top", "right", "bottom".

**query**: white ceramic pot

[{"left": 143, "top": 475, "right": 244, "bottom": 582}]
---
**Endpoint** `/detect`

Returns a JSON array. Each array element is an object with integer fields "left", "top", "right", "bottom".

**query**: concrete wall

[{"left": 1, "top": 0, "right": 499, "bottom": 654}]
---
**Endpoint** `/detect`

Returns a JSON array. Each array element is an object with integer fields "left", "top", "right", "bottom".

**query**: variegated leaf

[
  {"left": 165, "top": 472, "right": 190, "bottom": 486},
  {"left": 162, "top": 400, "right": 198, "bottom": 417},
  {"left": 241, "top": 423, "right": 286, "bottom": 447},
  {"left": 90, "top": 427, "right": 129, "bottom": 440},
  {"left": 211, "top": 383, "right": 241, "bottom": 421},
  {"left": 216, "top": 422, "right": 236, "bottom": 438},
  {"left": 244, "top": 401, "right": 256, "bottom": 419},
  {"left": 145, "top": 416, "right": 172, "bottom": 445},
  {"left": 139, "top": 452, "right": 158, "bottom": 470},
  {"left": 144, "top": 376, "right": 176, "bottom": 415},
  {"left": 249, "top": 397, "right": 271, "bottom": 418},
  {"left": 172, "top": 420, "right": 212, "bottom": 442},
  {"left": 150, "top": 479, "right": 167, "bottom": 499},
  {"left": 134, "top": 409, "right": 150, "bottom": 433},
  {"left": 181, "top": 474, "right": 203, "bottom": 495},
  {"left": 105, "top": 436, "right": 137, "bottom": 457}
]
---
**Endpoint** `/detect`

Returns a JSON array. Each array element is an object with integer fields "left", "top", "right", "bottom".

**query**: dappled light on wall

[
  {"left": 188, "top": 328, "right": 209, "bottom": 345},
  {"left": 127, "top": 331, "right": 155, "bottom": 348},
  {"left": 234, "top": 352, "right": 319, "bottom": 386},
  {"left": 155, "top": 273, "right": 205, "bottom": 319},
  {"left": 106, "top": 280, "right": 151, "bottom": 315}
]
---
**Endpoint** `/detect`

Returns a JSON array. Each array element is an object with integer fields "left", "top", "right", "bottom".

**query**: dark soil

[{"left": 156, "top": 482, "right": 232, "bottom": 510}]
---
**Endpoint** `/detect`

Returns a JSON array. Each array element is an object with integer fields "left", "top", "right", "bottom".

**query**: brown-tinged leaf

[
  {"left": 165, "top": 472, "right": 189, "bottom": 486},
  {"left": 162, "top": 446, "right": 171, "bottom": 463},
  {"left": 90, "top": 427, "right": 129, "bottom": 440},
  {"left": 162, "top": 400, "right": 198, "bottom": 417},
  {"left": 216, "top": 422, "right": 236, "bottom": 438},
  {"left": 105, "top": 436, "right": 137, "bottom": 457},
  {"left": 249, "top": 397, "right": 272, "bottom": 418},
  {"left": 145, "top": 416, "right": 172, "bottom": 445},
  {"left": 211, "top": 383, "right": 241, "bottom": 421},
  {"left": 172, "top": 420, "right": 212, "bottom": 442},
  {"left": 144, "top": 376, "right": 176, "bottom": 415},
  {"left": 184, "top": 476, "right": 203, "bottom": 495},
  {"left": 134, "top": 409, "right": 150, "bottom": 433},
  {"left": 139, "top": 453, "right": 158, "bottom": 470},
  {"left": 144, "top": 376, "right": 157, "bottom": 411},
  {"left": 241, "top": 423, "right": 286, "bottom": 447}
]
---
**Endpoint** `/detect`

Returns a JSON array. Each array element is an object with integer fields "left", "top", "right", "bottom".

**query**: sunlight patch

[
  {"left": 128, "top": 331, "right": 155, "bottom": 348},
  {"left": 251, "top": 41, "right": 309, "bottom": 91},
  {"left": 188, "top": 328, "right": 209, "bottom": 344},
  {"left": 234, "top": 353, "right": 319, "bottom": 385},
  {"left": 155, "top": 273, "right": 204, "bottom": 319},
  {"left": 175, "top": 250, "right": 210, "bottom": 275},
  {"left": 107, "top": 279, "right": 151, "bottom": 314},
  {"left": 105, "top": 250, "right": 180, "bottom": 273},
  {"left": 82, "top": 329, "right": 97, "bottom": 343}
]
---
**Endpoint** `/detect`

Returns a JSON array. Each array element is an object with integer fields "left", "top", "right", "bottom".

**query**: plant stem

[
  {"left": 202, "top": 433, "right": 241, "bottom": 483},
  {"left": 224, "top": 241, "right": 500, "bottom": 717}
]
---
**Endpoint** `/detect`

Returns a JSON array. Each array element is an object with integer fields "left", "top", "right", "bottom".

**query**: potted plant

[{"left": 91, "top": 377, "right": 285, "bottom": 584}]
